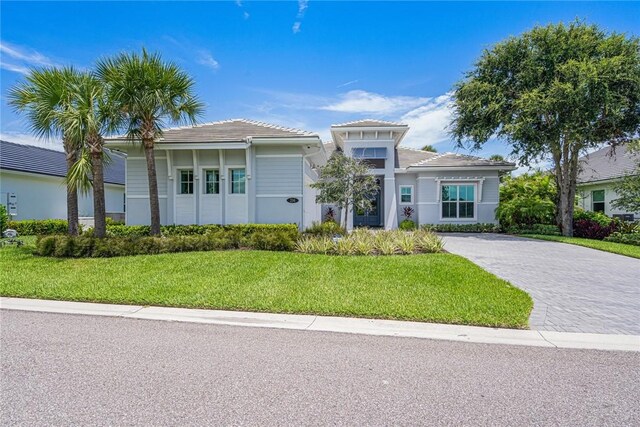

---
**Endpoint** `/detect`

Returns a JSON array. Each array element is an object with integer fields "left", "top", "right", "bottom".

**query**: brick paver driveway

[{"left": 442, "top": 233, "right": 640, "bottom": 335}]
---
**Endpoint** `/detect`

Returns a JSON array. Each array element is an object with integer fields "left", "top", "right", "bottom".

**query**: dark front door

[{"left": 354, "top": 179, "right": 382, "bottom": 227}]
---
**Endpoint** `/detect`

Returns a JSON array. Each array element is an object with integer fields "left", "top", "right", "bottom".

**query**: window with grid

[
  {"left": 400, "top": 186, "right": 413, "bottom": 204},
  {"left": 230, "top": 169, "right": 246, "bottom": 194},
  {"left": 442, "top": 184, "right": 475, "bottom": 219},
  {"left": 179, "top": 170, "right": 193, "bottom": 194},
  {"left": 204, "top": 169, "right": 220, "bottom": 194}
]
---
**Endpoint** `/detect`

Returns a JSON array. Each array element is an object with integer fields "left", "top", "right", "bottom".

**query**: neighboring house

[
  {"left": 577, "top": 144, "right": 640, "bottom": 220},
  {"left": 104, "top": 119, "right": 515, "bottom": 230},
  {"left": 0, "top": 140, "right": 126, "bottom": 221}
]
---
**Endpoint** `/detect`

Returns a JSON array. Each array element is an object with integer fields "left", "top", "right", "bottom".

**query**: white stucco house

[
  {"left": 577, "top": 144, "right": 639, "bottom": 221},
  {"left": 0, "top": 140, "right": 126, "bottom": 221},
  {"left": 104, "top": 119, "right": 515, "bottom": 230}
]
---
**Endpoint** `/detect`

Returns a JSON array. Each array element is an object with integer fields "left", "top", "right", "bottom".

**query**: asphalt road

[{"left": 2, "top": 310, "right": 639, "bottom": 426}]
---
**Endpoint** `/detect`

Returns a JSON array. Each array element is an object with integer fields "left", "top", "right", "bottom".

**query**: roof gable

[
  {"left": 331, "top": 119, "right": 408, "bottom": 128},
  {"left": 106, "top": 119, "right": 317, "bottom": 144},
  {"left": 578, "top": 144, "right": 639, "bottom": 183}
]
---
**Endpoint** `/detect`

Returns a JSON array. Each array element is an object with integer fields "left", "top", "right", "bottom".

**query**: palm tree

[
  {"left": 8, "top": 67, "right": 84, "bottom": 236},
  {"left": 421, "top": 144, "right": 437, "bottom": 152},
  {"left": 96, "top": 50, "right": 203, "bottom": 235},
  {"left": 64, "top": 72, "right": 122, "bottom": 237}
]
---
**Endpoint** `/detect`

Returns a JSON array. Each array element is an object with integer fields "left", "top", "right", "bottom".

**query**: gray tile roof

[
  {"left": 408, "top": 152, "right": 515, "bottom": 168},
  {"left": 322, "top": 143, "right": 514, "bottom": 169},
  {"left": 578, "top": 144, "right": 639, "bottom": 183},
  {"left": 0, "top": 140, "right": 125, "bottom": 185},
  {"left": 331, "top": 119, "right": 407, "bottom": 128},
  {"left": 106, "top": 119, "right": 317, "bottom": 143}
]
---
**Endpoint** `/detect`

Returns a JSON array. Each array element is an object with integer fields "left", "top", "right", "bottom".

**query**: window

[
  {"left": 442, "top": 184, "right": 475, "bottom": 219},
  {"left": 179, "top": 170, "right": 193, "bottom": 194},
  {"left": 400, "top": 185, "right": 413, "bottom": 204},
  {"left": 592, "top": 190, "right": 605, "bottom": 213},
  {"left": 204, "top": 169, "right": 220, "bottom": 194},
  {"left": 352, "top": 147, "right": 387, "bottom": 159},
  {"left": 230, "top": 168, "right": 246, "bottom": 194}
]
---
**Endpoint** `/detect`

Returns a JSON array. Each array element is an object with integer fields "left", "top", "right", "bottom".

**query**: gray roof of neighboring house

[
  {"left": 105, "top": 119, "right": 317, "bottom": 143},
  {"left": 577, "top": 144, "right": 639, "bottom": 184},
  {"left": 0, "top": 140, "right": 125, "bottom": 185},
  {"left": 331, "top": 119, "right": 408, "bottom": 128},
  {"left": 322, "top": 142, "right": 514, "bottom": 169}
]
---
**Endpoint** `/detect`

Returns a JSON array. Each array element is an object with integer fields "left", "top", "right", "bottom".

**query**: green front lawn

[
  {"left": 519, "top": 234, "right": 640, "bottom": 259},
  {"left": 0, "top": 238, "right": 532, "bottom": 328}
]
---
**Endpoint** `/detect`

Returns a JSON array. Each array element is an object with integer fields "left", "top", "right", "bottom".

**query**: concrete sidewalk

[{"left": 1, "top": 297, "right": 638, "bottom": 352}]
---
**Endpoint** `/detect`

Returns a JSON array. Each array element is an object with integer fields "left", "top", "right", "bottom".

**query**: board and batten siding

[
  {"left": 125, "top": 156, "right": 168, "bottom": 225},
  {"left": 255, "top": 155, "right": 303, "bottom": 225}
]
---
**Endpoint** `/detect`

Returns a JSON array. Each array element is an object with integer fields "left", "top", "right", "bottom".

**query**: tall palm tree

[
  {"left": 64, "top": 72, "right": 122, "bottom": 238},
  {"left": 96, "top": 50, "right": 203, "bottom": 235},
  {"left": 8, "top": 67, "right": 84, "bottom": 236}
]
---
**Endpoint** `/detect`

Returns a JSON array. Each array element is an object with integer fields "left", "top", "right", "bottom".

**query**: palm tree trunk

[
  {"left": 65, "top": 148, "right": 80, "bottom": 236},
  {"left": 143, "top": 138, "right": 161, "bottom": 236},
  {"left": 90, "top": 137, "right": 107, "bottom": 238}
]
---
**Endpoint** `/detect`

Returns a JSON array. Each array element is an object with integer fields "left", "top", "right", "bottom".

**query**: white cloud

[
  {"left": 243, "top": 11, "right": 250, "bottom": 20},
  {"left": 235, "top": 0, "right": 243, "bottom": 6},
  {"left": 292, "top": 0, "right": 309, "bottom": 33},
  {"left": 399, "top": 93, "right": 454, "bottom": 149},
  {"left": 0, "top": 41, "right": 58, "bottom": 74},
  {"left": 0, "top": 132, "right": 63, "bottom": 151},
  {"left": 197, "top": 51, "right": 220, "bottom": 70},
  {"left": 337, "top": 79, "right": 359, "bottom": 88},
  {"left": 322, "top": 90, "right": 430, "bottom": 115}
]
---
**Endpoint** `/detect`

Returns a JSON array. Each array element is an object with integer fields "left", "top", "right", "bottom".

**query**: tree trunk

[
  {"left": 65, "top": 144, "right": 80, "bottom": 236},
  {"left": 90, "top": 136, "right": 107, "bottom": 238},
  {"left": 143, "top": 138, "right": 161, "bottom": 236},
  {"left": 555, "top": 141, "right": 581, "bottom": 237}
]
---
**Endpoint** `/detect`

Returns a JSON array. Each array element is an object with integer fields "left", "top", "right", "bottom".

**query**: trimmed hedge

[
  {"left": 509, "top": 223, "right": 561, "bottom": 236},
  {"left": 0, "top": 204, "right": 8, "bottom": 233},
  {"left": 36, "top": 228, "right": 298, "bottom": 258},
  {"left": 8, "top": 219, "right": 69, "bottom": 235},
  {"left": 421, "top": 223, "right": 501, "bottom": 233},
  {"left": 604, "top": 232, "right": 640, "bottom": 247}
]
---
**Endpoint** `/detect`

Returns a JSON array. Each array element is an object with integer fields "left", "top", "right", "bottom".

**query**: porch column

[{"left": 384, "top": 177, "right": 397, "bottom": 230}]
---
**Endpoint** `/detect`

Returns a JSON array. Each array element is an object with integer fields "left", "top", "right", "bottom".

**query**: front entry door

[{"left": 354, "top": 179, "right": 382, "bottom": 227}]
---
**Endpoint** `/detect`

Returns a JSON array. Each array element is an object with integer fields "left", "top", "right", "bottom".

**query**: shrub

[
  {"left": 399, "top": 219, "right": 416, "bottom": 230},
  {"left": 422, "top": 223, "right": 501, "bottom": 233},
  {"left": 296, "top": 229, "right": 443, "bottom": 256},
  {"left": 510, "top": 223, "right": 561, "bottom": 235},
  {"left": 496, "top": 172, "right": 557, "bottom": 228},
  {"left": 573, "top": 219, "right": 618, "bottom": 240},
  {"left": 8, "top": 219, "right": 69, "bottom": 235},
  {"left": 249, "top": 230, "right": 296, "bottom": 251},
  {"left": 605, "top": 232, "right": 640, "bottom": 246},
  {"left": 573, "top": 209, "right": 612, "bottom": 227},
  {"left": 304, "top": 221, "right": 346, "bottom": 236},
  {"left": 0, "top": 204, "right": 8, "bottom": 233}
]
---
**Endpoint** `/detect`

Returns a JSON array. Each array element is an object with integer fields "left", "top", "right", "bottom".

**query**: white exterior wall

[
  {"left": 395, "top": 174, "right": 418, "bottom": 225},
  {"left": 414, "top": 170, "right": 500, "bottom": 225},
  {"left": 342, "top": 135, "right": 397, "bottom": 230},
  {"left": 0, "top": 170, "right": 124, "bottom": 220},
  {"left": 578, "top": 182, "right": 640, "bottom": 219}
]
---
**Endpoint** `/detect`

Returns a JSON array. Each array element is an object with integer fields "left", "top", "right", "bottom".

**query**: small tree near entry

[
  {"left": 611, "top": 141, "right": 640, "bottom": 214},
  {"left": 450, "top": 21, "right": 640, "bottom": 236},
  {"left": 311, "top": 152, "right": 378, "bottom": 230}
]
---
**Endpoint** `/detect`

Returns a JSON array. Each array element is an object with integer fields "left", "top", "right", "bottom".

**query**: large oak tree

[{"left": 450, "top": 21, "right": 640, "bottom": 236}]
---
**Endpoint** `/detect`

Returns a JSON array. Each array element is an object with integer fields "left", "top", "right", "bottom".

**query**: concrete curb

[{"left": 2, "top": 297, "right": 638, "bottom": 352}]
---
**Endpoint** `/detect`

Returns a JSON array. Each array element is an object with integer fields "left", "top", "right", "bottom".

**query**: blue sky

[{"left": 1, "top": 1, "right": 639, "bottom": 162}]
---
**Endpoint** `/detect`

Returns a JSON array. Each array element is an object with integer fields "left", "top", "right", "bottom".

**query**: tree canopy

[{"left": 450, "top": 21, "right": 640, "bottom": 236}]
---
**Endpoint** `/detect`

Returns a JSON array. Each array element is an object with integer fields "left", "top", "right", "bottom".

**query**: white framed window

[
  {"left": 204, "top": 169, "right": 220, "bottom": 194},
  {"left": 441, "top": 184, "right": 475, "bottom": 219},
  {"left": 230, "top": 168, "right": 246, "bottom": 194},
  {"left": 592, "top": 190, "right": 605, "bottom": 213},
  {"left": 178, "top": 170, "right": 193, "bottom": 195},
  {"left": 399, "top": 185, "right": 414, "bottom": 204},
  {"left": 351, "top": 147, "right": 387, "bottom": 159}
]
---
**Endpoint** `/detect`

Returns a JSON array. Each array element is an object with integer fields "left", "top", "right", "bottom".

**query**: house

[
  {"left": 577, "top": 144, "right": 639, "bottom": 220},
  {"left": 104, "top": 119, "right": 515, "bottom": 230},
  {"left": 0, "top": 140, "right": 126, "bottom": 221}
]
